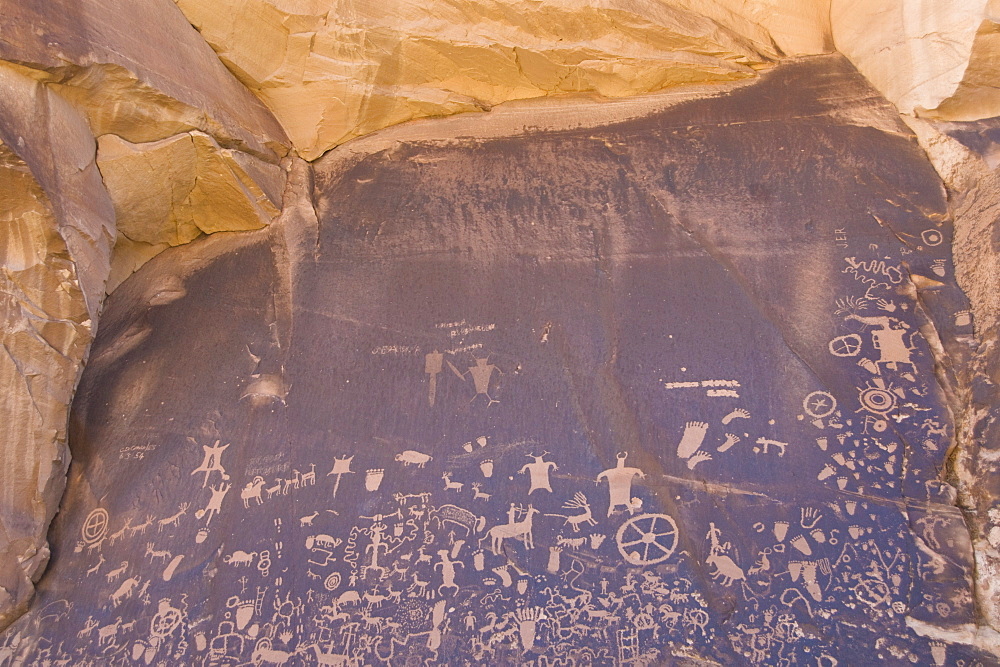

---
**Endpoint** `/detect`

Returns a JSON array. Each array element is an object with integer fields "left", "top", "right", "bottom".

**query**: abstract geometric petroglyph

[{"left": 1, "top": 56, "right": 994, "bottom": 665}]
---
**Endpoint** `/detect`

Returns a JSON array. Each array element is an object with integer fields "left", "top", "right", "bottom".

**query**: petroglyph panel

[{"left": 1, "top": 55, "right": 990, "bottom": 665}]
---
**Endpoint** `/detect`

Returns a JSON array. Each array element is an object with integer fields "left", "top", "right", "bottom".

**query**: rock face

[
  {"left": 3, "top": 0, "right": 1000, "bottom": 661},
  {"left": 902, "top": 114, "right": 1000, "bottom": 639},
  {"left": 3, "top": 56, "right": 996, "bottom": 664},
  {"left": 0, "top": 63, "right": 115, "bottom": 628}
]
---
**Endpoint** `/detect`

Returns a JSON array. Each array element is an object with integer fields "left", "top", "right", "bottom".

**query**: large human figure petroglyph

[{"left": 597, "top": 453, "right": 645, "bottom": 517}]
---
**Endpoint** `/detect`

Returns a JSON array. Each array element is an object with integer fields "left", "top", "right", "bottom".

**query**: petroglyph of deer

[
  {"left": 157, "top": 503, "right": 190, "bottom": 531},
  {"left": 545, "top": 492, "right": 596, "bottom": 532},
  {"left": 145, "top": 543, "right": 171, "bottom": 565},
  {"left": 129, "top": 515, "right": 154, "bottom": 536},
  {"left": 442, "top": 472, "right": 464, "bottom": 492},
  {"left": 86, "top": 555, "right": 105, "bottom": 576},
  {"left": 108, "top": 518, "right": 133, "bottom": 545}
]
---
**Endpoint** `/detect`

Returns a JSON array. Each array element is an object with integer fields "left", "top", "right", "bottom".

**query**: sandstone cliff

[{"left": 0, "top": 1, "right": 999, "bottom": 661}]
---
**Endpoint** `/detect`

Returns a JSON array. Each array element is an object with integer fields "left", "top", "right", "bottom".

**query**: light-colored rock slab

[
  {"left": 832, "top": 0, "right": 1000, "bottom": 120},
  {"left": 0, "top": 0, "right": 288, "bottom": 159},
  {"left": 98, "top": 132, "right": 285, "bottom": 290},
  {"left": 175, "top": 0, "right": 821, "bottom": 158}
]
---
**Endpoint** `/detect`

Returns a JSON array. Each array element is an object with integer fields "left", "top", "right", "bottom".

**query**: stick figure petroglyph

[
  {"left": 77, "top": 616, "right": 99, "bottom": 639},
  {"left": 597, "top": 453, "right": 645, "bottom": 517},
  {"left": 704, "top": 524, "right": 745, "bottom": 587},
  {"left": 190, "top": 440, "right": 230, "bottom": 488},
  {"left": 196, "top": 482, "right": 231, "bottom": 525}
]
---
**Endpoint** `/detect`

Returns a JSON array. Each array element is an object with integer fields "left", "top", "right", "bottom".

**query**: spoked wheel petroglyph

[
  {"left": 81, "top": 508, "right": 109, "bottom": 544},
  {"left": 616, "top": 513, "right": 679, "bottom": 565},
  {"left": 828, "top": 334, "right": 862, "bottom": 357}
]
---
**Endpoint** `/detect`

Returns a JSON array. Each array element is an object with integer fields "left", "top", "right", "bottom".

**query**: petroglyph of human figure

[
  {"left": 363, "top": 523, "right": 391, "bottom": 578},
  {"left": 844, "top": 313, "right": 919, "bottom": 373},
  {"left": 705, "top": 523, "right": 745, "bottom": 587},
  {"left": 435, "top": 549, "right": 464, "bottom": 595},
  {"left": 484, "top": 506, "right": 540, "bottom": 554},
  {"left": 190, "top": 440, "right": 231, "bottom": 488},
  {"left": 196, "top": 482, "right": 231, "bottom": 525},
  {"left": 326, "top": 455, "right": 355, "bottom": 498},
  {"left": 519, "top": 452, "right": 558, "bottom": 494},
  {"left": 241, "top": 477, "right": 265, "bottom": 508},
  {"left": 597, "top": 453, "right": 645, "bottom": 517},
  {"left": 425, "top": 350, "right": 444, "bottom": 406},
  {"left": 448, "top": 356, "right": 503, "bottom": 405}
]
